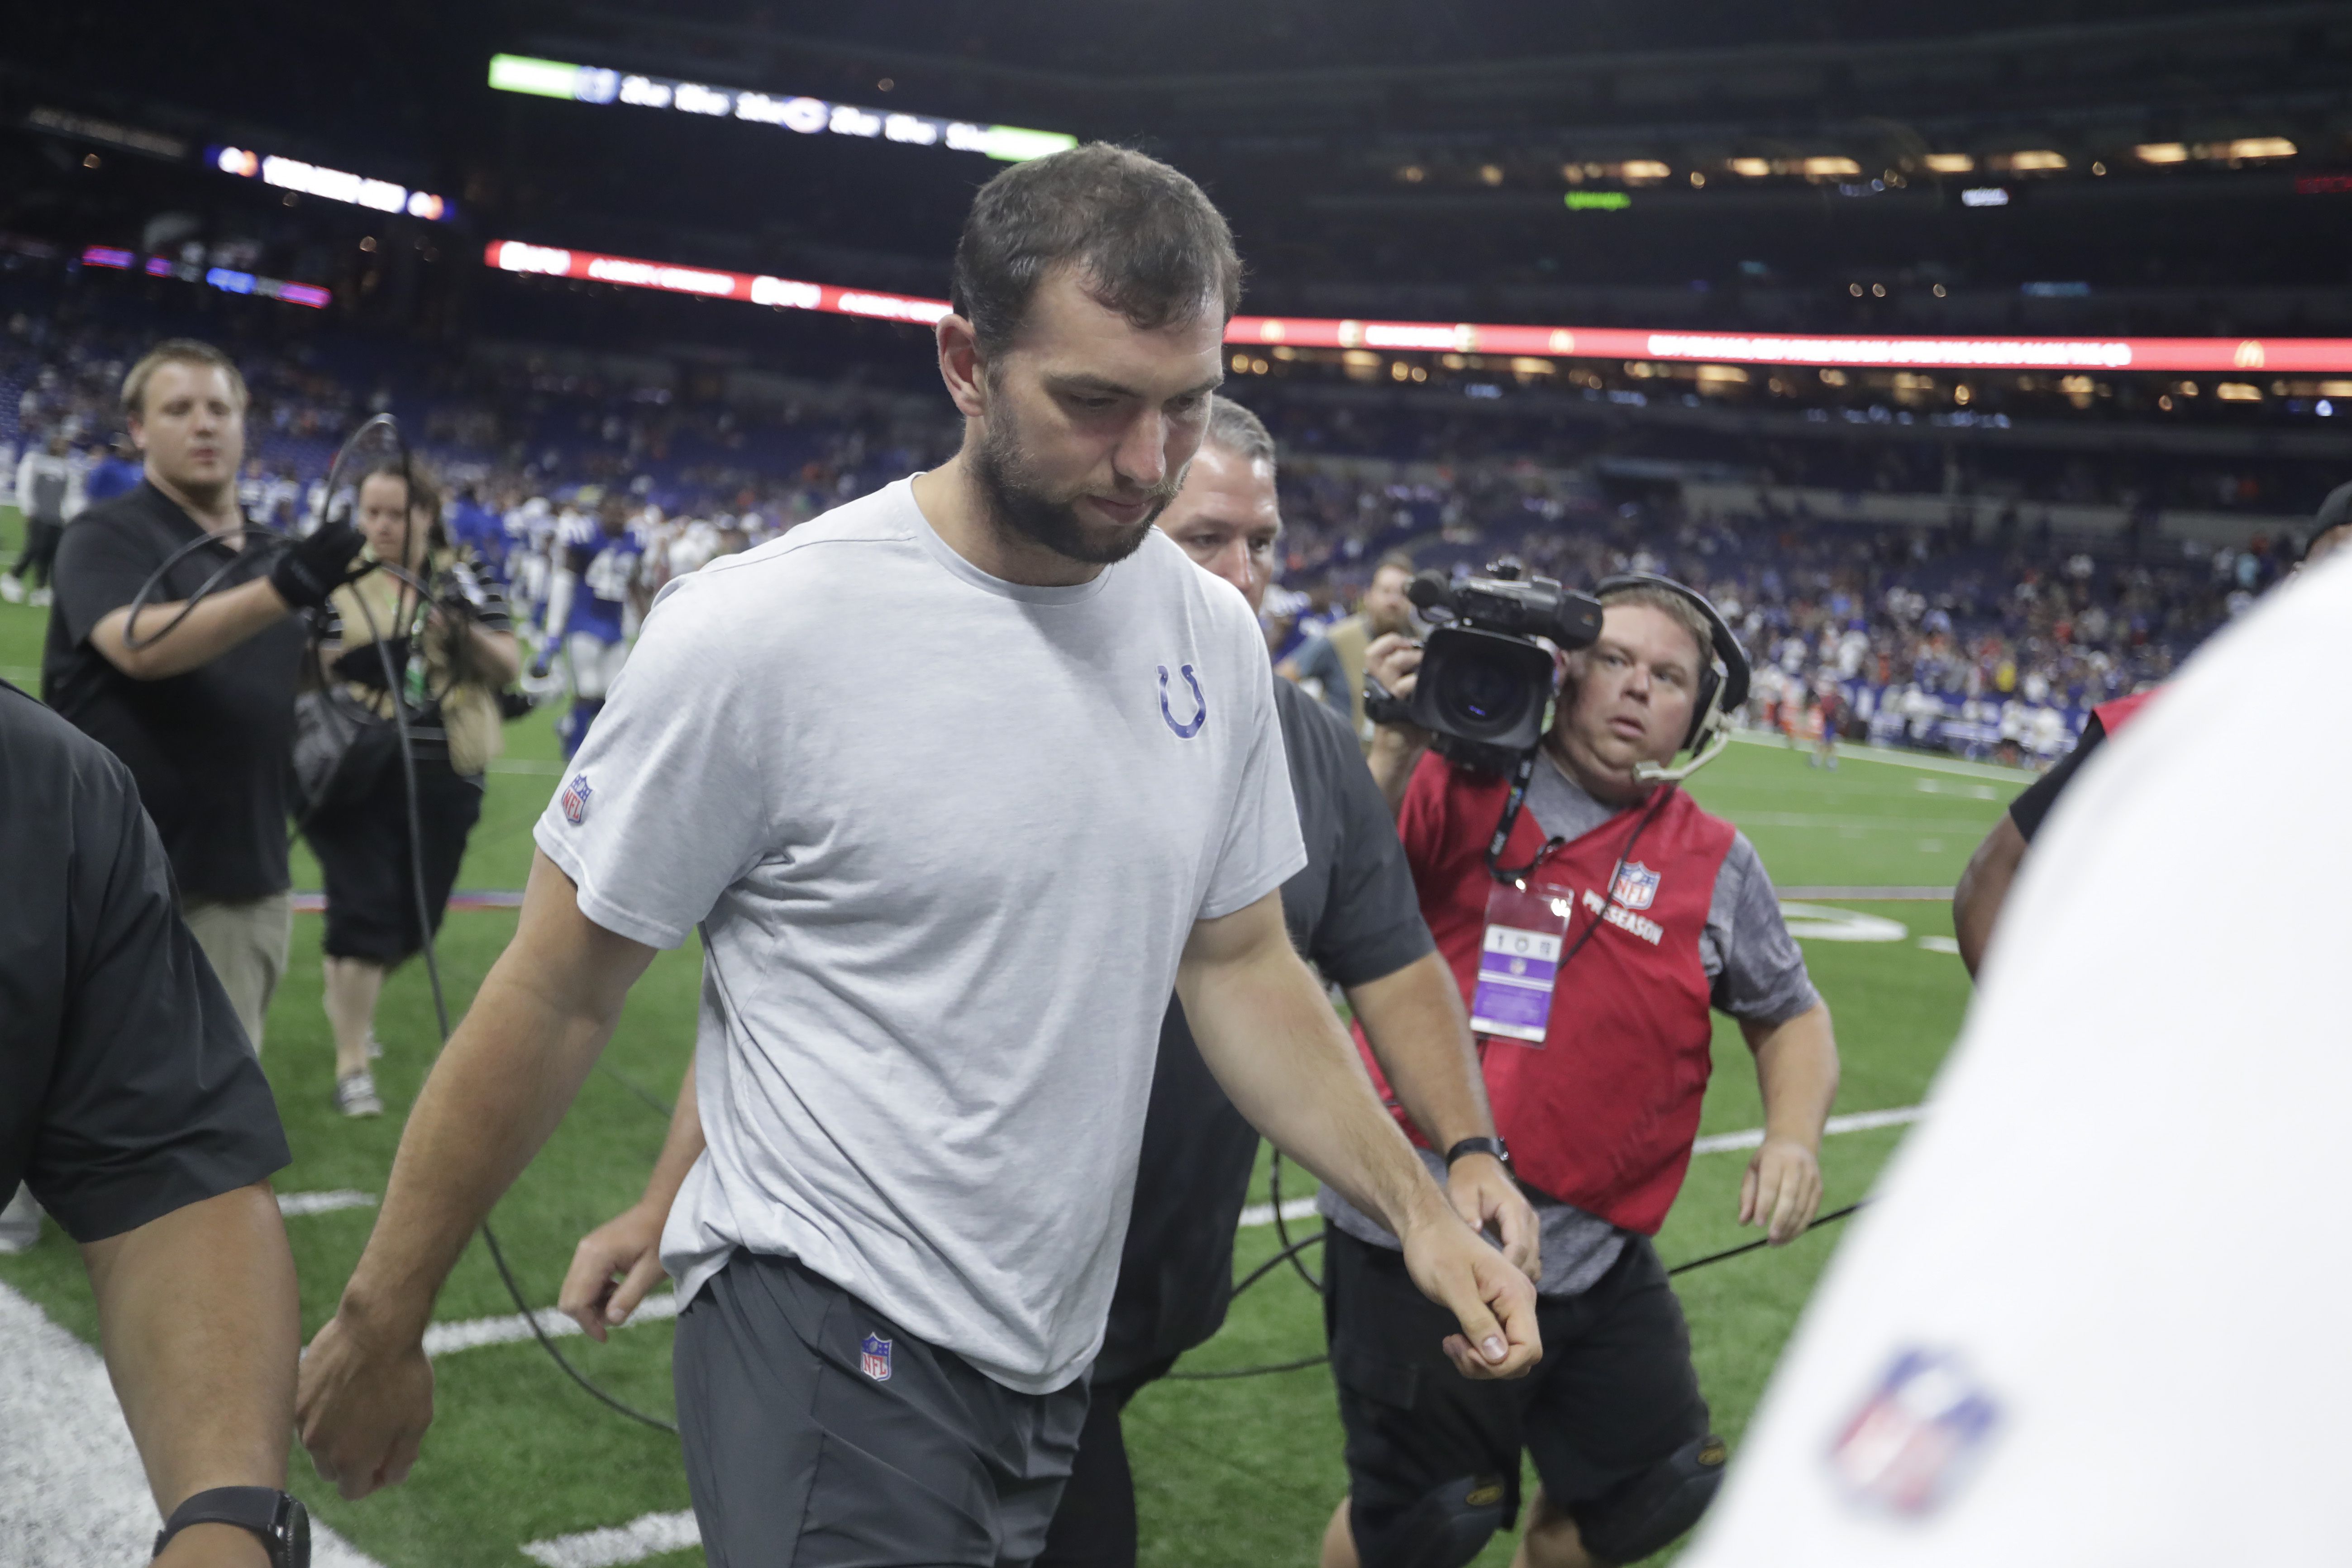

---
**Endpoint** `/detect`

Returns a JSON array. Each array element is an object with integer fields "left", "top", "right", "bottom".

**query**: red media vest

[{"left": 1361, "top": 751, "right": 1737, "bottom": 1234}]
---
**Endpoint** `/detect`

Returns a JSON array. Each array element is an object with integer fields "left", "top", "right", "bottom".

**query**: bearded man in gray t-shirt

[{"left": 295, "top": 145, "right": 1540, "bottom": 1567}]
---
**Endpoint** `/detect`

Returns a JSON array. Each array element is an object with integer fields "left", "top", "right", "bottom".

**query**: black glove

[{"left": 269, "top": 521, "right": 368, "bottom": 610}]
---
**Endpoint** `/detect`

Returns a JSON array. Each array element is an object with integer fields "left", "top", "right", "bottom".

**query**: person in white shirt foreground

[
  {"left": 1679, "top": 548, "right": 2352, "bottom": 1566},
  {"left": 291, "top": 143, "right": 1537, "bottom": 1568}
]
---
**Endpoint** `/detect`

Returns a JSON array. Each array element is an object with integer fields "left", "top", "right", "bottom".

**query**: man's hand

[
  {"left": 1398, "top": 1198, "right": 1542, "bottom": 1380},
  {"left": 1364, "top": 631, "right": 1422, "bottom": 705},
  {"left": 559, "top": 1201, "right": 668, "bottom": 1341},
  {"left": 266, "top": 519, "right": 368, "bottom": 611},
  {"left": 1446, "top": 1153, "right": 1541, "bottom": 1281},
  {"left": 1739, "top": 1136, "right": 1823, "bottom": 1245},
  {"left": 296, "top": 1311, "right": 435, "bottom": 1500}
]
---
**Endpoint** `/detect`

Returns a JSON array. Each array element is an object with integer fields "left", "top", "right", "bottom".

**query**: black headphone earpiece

[{"left": 1590, "top": 573, "right": 1752, "bottom": 754}]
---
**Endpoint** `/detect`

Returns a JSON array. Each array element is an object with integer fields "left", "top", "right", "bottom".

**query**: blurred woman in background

[{"left": 301, "top": 462, "right": 517, "bottom": 1116}]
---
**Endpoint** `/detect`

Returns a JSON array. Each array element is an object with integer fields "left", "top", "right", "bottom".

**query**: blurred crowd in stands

[{"left": 3, "top": 274, "right": 2336, "bottom": 763}]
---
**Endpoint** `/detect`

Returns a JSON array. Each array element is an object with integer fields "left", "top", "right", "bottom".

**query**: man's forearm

[
  {"left": 1346, "top": 951, "right": 1494, "bottom": 1152},
  {"left": 639, "top": 1057, "right": 706, "bottom": 1214},
  {"left": 339, "top": 956, "right": 627, "bottom": 1341},
  {"left": 93, "top": 577, "right": 292, "bottom": 680},
  {"left": 1181, "top": 932, "right": 1450, "bottom": 1239},
  {"left": 81, "top": 1182, "right": 298, "bottom": 1515},
  {"left": 1750, "top": 1003, "right": 1839, "bottom": 1147}
]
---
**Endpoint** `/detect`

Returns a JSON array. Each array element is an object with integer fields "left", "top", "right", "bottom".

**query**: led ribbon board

[
  {"left": 210, "top": 146, "right": 453, "bottom": 221},
  {"left": 82, "top": 247, "right": 330, "bottom": 308},
  {"left": 487, "top": 54, "right": 1076, "bottom": 163},
  {"left": 484, "top": 239, "right": 2352, "bottom": 373}
]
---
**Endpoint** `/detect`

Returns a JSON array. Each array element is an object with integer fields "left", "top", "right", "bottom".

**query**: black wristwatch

[
  {"left": 1444, "top": 1135, "right": 1511, "bottom": 1172},
  {"left": 153, "top": 1487, "right": 310, "bottom": 1568}
]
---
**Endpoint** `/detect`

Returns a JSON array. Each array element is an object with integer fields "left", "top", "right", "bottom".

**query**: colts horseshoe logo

[{"left": 1158, "top": 663, "right": 1207, "bottom": 739}]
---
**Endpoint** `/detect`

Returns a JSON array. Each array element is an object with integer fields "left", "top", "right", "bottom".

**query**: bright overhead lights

[
  {"left": 1801, "top": 157, "right": 1863, "bottom": 178},
  {"left": 1922, "top": 153, "right": 1976, "bottom": 173},
  {"left": 486, "top": 53, "right": 1075, "bottom": 162},
  {"left": 2225, "top": 137, "right": 2297, "bottom": 160},
  {"left": 2136, "top": 143, "right": 2190, "bottom": 164},
  {"left": 1728, "top": 158, "right": 1772, "bottom": 178},
  {"left": 1618, "top": 160, "right": 1671, "bottom": 184},
  {"left": 2004, "top": 150, "right": 2068, "bottom": 172}
]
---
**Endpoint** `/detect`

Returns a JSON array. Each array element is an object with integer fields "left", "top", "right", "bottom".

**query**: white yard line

[
  {"left": 1236, "top": 1196, "right": 1322, "bottom": 1228},
  {"left": 520, "top": 1509, "right": 701, "bottom": 1568},
  {"left": 277, "top": 1188, "right": 377, "bottom": 1217},
  {"left": 422, "top": 1289, "right": 681, "bottom": 1358},
  {"left": 1693, "top": 1104, "right": 1925, "bottom": 1154},
  {"left": 1779, "top": 886, "right": 1954, "bottom": 901},
  {"left": 1727, "top": 728, "right": 2033, "bottom": 784},
  {"left": 0, "top": 1281, "right": 385, "bottom": 1567}
]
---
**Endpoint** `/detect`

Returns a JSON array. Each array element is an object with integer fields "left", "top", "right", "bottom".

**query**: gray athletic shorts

[{"left": 675, "top": 1249, "right": 1090, "bottom": 1568}]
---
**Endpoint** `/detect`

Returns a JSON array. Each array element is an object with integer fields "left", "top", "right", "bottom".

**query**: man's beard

[{"left": 973, "top": 412, "right": 1180, "bottom": 567}]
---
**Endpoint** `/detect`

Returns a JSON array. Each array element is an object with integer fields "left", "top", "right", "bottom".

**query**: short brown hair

[
  {"left": 1598, "top": 583, "right": 1713, "bottom": 676},
  {"left": 952, "top": 143, "right": 1242, "bottom": 361},
  {"left": 1373, "top": 550, "right": 1418, "bottom": 580},
  {"left": 1202, "top": 394, "right": 1275, "bottom": 472},
  {"left": 120, "top": 338, "right": 249, "bottom": 420}
]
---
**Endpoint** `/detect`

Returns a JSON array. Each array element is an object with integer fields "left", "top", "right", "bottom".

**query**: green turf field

[{"left": 0, "top": 553, "right": 2020, "bottom": 1568}]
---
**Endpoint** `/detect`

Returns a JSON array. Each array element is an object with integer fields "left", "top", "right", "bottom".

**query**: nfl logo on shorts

[
  {"left": 1827, "top": 1348, "right": 2000, "bottom": 1516},
  {"left": 859, "top": 1333, "right": 892, "bottom": 1382},
  {"left": 1611, "top": 862, "right": 1660, "bottom": 911},
  {"left": 560, "top": 773, "right": 592, "bottom": 825}
]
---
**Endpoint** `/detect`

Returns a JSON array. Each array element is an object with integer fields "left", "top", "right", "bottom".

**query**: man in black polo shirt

[
  {"left": 1034, "top": 398, "right": 1536, "bottom": 1566},
  {"left": 43, "top": 338, "right": 365, "bottom": 1052},
  {"left": 0, "top": 679, "right": 308, "bottom": 1565}
]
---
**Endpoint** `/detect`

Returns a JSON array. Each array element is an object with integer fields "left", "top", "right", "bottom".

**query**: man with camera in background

[
  {"left": 41, "top": 338, "right": 367, "bottom": 1053},
  {"left": 1322, "top": 576, "right": 1840, "bottom": 1568},
  {"left": 1282, "top": 549, "right": 1420, "bottom": 743}
]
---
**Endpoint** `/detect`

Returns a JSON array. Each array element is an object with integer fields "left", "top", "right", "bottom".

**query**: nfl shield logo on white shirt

[
  {"left": 860, "top": 1333, "right": 892, "bottom": 1382},
  {"left": 1827, "top": 1348, "right": 2000, "bottom": 1516},
  {"left": 561, "top": 773, "right": 592, "bottom": 825},
  {"left": 1611, "top": 862, "right": 1661, "bottom": 910}
]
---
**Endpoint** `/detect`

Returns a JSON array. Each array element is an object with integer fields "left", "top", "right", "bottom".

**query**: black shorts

[
  {"left": 302, "top": 752, "right": 482, "bottom": 965},
  {"left": 675, "top": 1250, "right": 1090, "bottom": 1568},
  {"left": 1325, "top": 1229, "right": 1708, "bottom": 1552}
]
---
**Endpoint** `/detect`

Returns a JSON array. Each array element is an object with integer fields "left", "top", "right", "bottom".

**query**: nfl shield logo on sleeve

[
  {"left": 1611, "top": 862, "right": 1661, "bottom": 910},
  {"left": 1827, "top": 1348, "right": 2000, "bottom": 1516},
  {"left": 560, "top": 773, "right": 592, "bottom": 825},
  {"left": 859, "top": 1333, "right": 892, "bottom": 1382}
]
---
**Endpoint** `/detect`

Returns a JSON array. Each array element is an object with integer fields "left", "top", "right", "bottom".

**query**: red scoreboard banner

[{"left": 488, "top": 242, "right": 2352, "bottom": 374}]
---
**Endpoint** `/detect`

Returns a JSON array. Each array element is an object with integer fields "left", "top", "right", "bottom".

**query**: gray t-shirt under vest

[{"left": 536, "top": 479, "right": 1306, "bottom": 1393}]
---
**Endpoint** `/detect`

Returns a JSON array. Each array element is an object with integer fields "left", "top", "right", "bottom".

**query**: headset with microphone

[{"left": 1588, "top": 573, "right": 1752, "bottom": 784}]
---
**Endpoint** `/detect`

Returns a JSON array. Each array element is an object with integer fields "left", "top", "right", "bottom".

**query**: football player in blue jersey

[{"left": 532, "top": 487, "right": 646, "bottom": 757}]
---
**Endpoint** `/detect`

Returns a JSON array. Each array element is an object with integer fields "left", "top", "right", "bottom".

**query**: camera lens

[{"left": 1451, "top": 649, "right": 1521, "bottom": 724}]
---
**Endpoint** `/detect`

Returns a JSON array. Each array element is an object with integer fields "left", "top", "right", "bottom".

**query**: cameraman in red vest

[{"left": 1325, "top": 576, "right": 1840, "bottom": 1568}]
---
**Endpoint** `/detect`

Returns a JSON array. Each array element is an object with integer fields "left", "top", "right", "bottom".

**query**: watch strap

[
  {"left": 1444, "top": 1135, "right": 1510, "bottom": 1168},
  {"left": 154, "top": 1487, "right": 305, "bottom": 1567}
]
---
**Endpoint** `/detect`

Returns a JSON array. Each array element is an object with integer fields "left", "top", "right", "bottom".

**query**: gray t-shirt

[
  {"left": 535, "top": 479, "right": 1306, "bottom": 1394},
  {"left": 1322, "top": 753, "right": 1820, "bottom": 1297}
]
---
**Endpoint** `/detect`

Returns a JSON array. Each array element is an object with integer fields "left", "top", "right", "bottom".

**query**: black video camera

[{"left": 1365, "top": 561, "right": 1603, "bottom": 758}]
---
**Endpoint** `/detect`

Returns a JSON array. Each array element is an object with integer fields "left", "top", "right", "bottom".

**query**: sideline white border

[{"left": 1726, "top": 728, "right": 2035, "bottom": 785}]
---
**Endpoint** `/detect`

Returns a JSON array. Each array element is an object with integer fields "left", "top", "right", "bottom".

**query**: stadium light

[
  {"left": 2135, "top": 143, "right": 2190, "bottom": 164},
  {"left": 486, "top": 53, "right": 1077, "bottom": 163},
  {"left": 1921, "top": 153, "right": 1976, "bottom": 173},
  {"left": 209, "top": 145, "right": 453, "bottom": 222},
  {"left": 484, "top": 236, "right": 2352, "bottom": 373}
]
